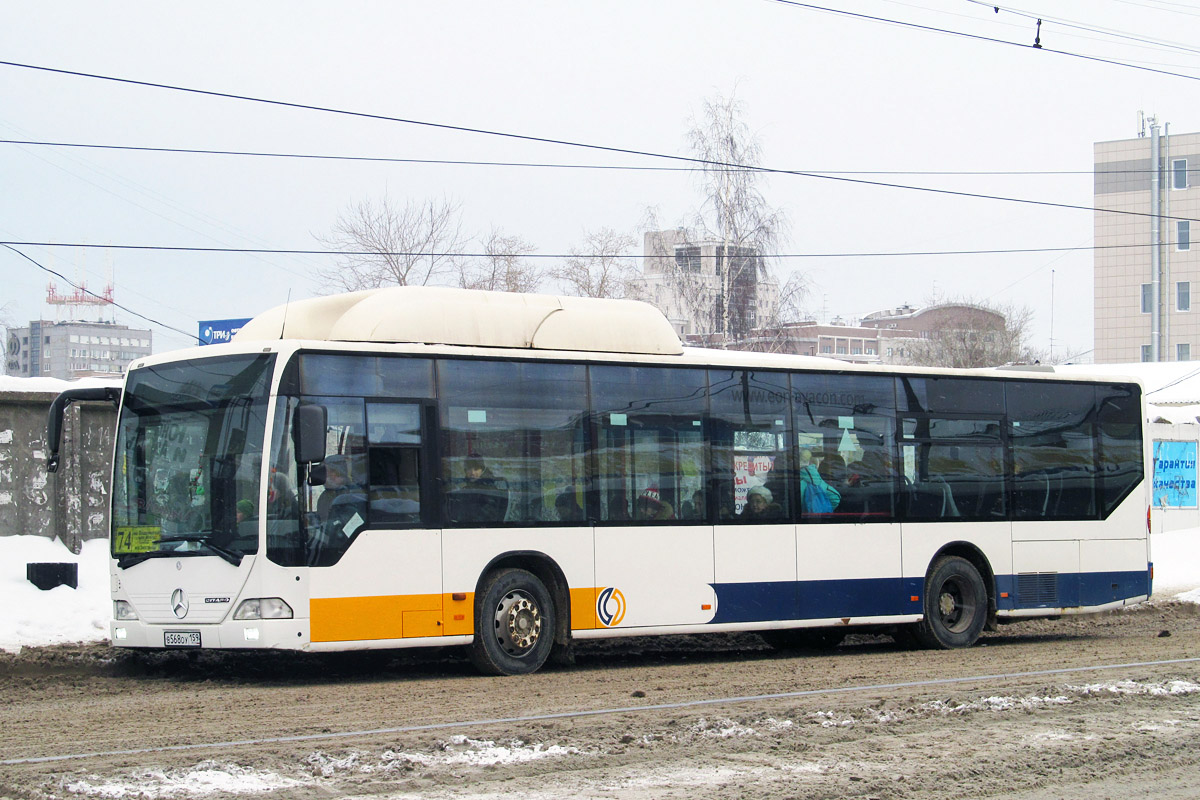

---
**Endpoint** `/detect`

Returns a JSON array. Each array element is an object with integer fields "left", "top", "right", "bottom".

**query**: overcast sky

[{"left": 3, "top": 0, "right": 1200, "bottom": 360}]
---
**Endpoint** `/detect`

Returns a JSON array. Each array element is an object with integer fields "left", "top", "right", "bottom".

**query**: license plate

[{"left": 164, "top": 630, "right": 201, "bottom": 648}]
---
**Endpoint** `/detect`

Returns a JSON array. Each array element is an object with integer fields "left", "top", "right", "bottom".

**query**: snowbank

[
  {"left": 0, "top": 375, "right": 122, "bottom": 395},
  {"left": 1, "top": 535, "right": 111, "bottom": 652}
]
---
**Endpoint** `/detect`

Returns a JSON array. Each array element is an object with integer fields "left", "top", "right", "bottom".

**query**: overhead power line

[
  {"left": 1, "top": 137, "right": 1180, "bottom": 176},
  {"left": 0, "top": 59, "right": 1190, "bottom": 224},
  {"left": 969, "top": 0, "right": 1200, "bottom": 58},
  {"left": 0, "top": 239, "right": 1190, "bottom": 259},
  {"left": 1, "top": 244, "right": 199, "bottom": 343},
  {"left": 762, "top": 0, "right": 1200, "bottom": 81}
]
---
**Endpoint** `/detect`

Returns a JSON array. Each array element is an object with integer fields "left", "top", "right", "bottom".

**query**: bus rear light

[
  {"left": 234, "top": 598, "right": 293, "bottom": 620},
  {"left": 113, "top": 600, "right": 138, "bottom": 620}
]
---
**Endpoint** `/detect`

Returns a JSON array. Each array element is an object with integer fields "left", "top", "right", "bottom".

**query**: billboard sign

[
  {"left": 198, "top": 318, "right": 252, "bottom": 346},
  {"left": 1153, "top": 440, "right": 1197, "bottom": 509}
]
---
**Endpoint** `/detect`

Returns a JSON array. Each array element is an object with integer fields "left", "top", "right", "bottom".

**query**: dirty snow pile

[
  {"left": 2, "top": 529, "right": 1200, "bottom": 654},
  {"left": 0, "top": 535, "right": 111, "bottom": 652}
]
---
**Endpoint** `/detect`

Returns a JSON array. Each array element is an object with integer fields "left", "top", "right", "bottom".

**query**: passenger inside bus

[
  {"left": 798, "top": 449, "right": 841, "bottom": 515},
  {"left": 554, "top": 490, "right": 584, "bottom": 522},
  {"left": 447, "top": 455, "right": 508, "bottom": 523},
  {"left": 316, "top": 455, "right": 359, "bottom": 522},
  {"left": 266, "top": 470, "right": 298, "bottom": 520},
  {"left": 634, "top": 485, "right": 675, "bottom": 520},
  {"left": 680, "top": 488, "right": 705, "bottom": 520},
  {"left": 739, "top": 485, "right": 781, "bottom": 520}
]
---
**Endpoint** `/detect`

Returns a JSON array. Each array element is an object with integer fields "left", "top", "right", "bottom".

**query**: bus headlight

[
  {"left": 234, "top": 598, "right": 294, "bottom": 620},
  {"left": 113, "top": 600, "right": 138, "bottom": 620}
]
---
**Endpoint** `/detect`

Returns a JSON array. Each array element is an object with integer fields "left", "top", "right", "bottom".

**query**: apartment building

[
  {"left": 5, "top": 319, "right": 152, "bottom": 379},
  {"left": 1095, "top": 124, "right": 1200, "bottom": 363}
]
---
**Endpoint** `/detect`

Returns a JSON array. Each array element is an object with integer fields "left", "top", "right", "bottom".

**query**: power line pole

[{"left": 1150, "top": 116, "right": 1163, "bottom": 362}]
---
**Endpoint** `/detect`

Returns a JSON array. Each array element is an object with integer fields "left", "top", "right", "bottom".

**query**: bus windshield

[{"left": 111, "top": 354, "right": 276, "bottom": 567}]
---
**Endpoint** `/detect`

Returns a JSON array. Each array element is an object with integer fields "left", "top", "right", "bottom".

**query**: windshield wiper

[
  {"left": 158, "top": 532, "right": 245, "bottom": 567},
  {"left": 197, "top": 541, "right": 244, "bottom": 567},
  {"left": 117, "top": 551, "right": 159, "bottom": 569},
  {"left": 117, "top": 541, "right": 244, "bottom": 569}
]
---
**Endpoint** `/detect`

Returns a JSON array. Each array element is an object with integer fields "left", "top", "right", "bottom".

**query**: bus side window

[
  {"left": 1008, "top": 382, "right": 1097, "bottom": 521},
  {"left": 793, "top": 373, "right": 897, "bottom": 523},
  {"left": 900, "top": 419, "right": 1003, "bottom": 521},
  {"left": 438, "top": 360, "right": 588, "bottom": 526},
  {"left": 1097, "top": 384, "right": 1143, "bottom": 518},
  {"left": 590, "top": 365, "right": 708, "bottom": 524},
  {"left": 303, "top": 397, "right": 367, "bottom": 566},
  {"left": 709, "top": 369, "right": 791, "bottom": 522},
  {"left": 366, "top": 403, "right": 424, "bottom": 525}
]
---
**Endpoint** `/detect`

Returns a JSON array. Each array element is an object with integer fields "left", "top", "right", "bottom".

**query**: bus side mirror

[{"left": 293, "top": 404, "right": 327, "bottom": 465}]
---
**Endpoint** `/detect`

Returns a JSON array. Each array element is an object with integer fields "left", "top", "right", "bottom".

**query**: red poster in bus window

[{"left": 733, "top": 454, "right": 776, "bottom": 513}]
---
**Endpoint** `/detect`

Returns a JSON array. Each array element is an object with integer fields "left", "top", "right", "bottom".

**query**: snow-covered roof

[{"left": 0, "top": 375, "right": 123, "bottom": 396}]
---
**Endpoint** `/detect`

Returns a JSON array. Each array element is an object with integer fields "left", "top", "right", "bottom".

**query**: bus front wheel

[
  {"left": 912, "top": 556, "right": 987, "bottom": 649},
  {"left": 470, "top": 568, "right": 556, "bottom": 676}
]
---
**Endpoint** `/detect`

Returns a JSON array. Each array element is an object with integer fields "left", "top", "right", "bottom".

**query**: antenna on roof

[{"left": 280, "top": 290, "right": 292, "bottom": 340}]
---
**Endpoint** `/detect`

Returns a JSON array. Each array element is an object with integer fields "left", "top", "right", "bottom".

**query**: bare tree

[
  {"left": 635, "top": 94, "right": 793, "bottom": 344},
  {"left": 685, "top": 92, "right": 788, "bottom": 341},
  {"left": 555, "top": 227, "right": 640, "bottom": 299},
  {"left": 314, "top": 195, "right": 468, "bottom": 292},
  {"left": 897, "top": 300, "right": 1041, "bottom": 368},
  {"left": 459, "top": 229, "right": 542, "bottom": 293}
]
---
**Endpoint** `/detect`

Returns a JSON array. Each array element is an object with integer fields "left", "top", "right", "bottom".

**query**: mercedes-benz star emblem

[{"left": 171, "top": 588, "right": 189, "bottom": 619}]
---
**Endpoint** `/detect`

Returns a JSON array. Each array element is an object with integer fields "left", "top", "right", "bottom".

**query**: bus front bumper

[{"left": 110, "top": 619, "right": 310, "bottom": 650}]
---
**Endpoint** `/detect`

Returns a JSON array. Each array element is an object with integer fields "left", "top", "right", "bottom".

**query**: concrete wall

[{"left": 0, "top": 390, "right": 115, "bottom": 552}]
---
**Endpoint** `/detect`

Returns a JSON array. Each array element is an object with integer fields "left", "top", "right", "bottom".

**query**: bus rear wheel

[
  {"left": 912, "top": 556, "right": 987, "bottom": 649},
  {"left": 470, "top": 568, "right": 556, "bottom": 676}
]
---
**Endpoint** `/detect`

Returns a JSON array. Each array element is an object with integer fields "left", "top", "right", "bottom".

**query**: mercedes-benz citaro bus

[{"left": 45, "top": 287, "right": 1152, "bottom": 675}]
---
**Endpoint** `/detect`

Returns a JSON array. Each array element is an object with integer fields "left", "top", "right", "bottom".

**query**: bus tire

[
  {"left": 912, "top": 556, "right": 988, "bottom": 649},
  {"left": 470, "top": 568, "right": 556, "bottom": 676},
  {"left": 761, "top": 628, "right": 846, "bottom": 651}
]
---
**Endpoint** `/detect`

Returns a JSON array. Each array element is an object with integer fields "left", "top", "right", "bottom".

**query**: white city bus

[{"left": 47, "top": 287, "right": 1152, "bottom": 675}]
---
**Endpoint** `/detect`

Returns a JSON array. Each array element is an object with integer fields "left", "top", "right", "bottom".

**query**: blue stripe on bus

[
  {"left": 709, "top": 569, "right": 1151, "bottom": 624},
  {"left": 994, "top": 569, "right": 1151, "bottom": 611},
  {"left": 709, "top": 577, "right": 920, "bottom": 624}
]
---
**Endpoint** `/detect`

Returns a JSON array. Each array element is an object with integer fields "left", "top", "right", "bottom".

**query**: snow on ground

[
  {"left": 2, "top": 528, "right": 1200, "bottom": 653},
  {"left": 0, "top": 536, "right": 112, "bottom": 653},
  {"left": 0, "top": 375, "right": 121, "bottom": 395},
  {"left": 54, "top": 677, "right": 1200, "bottom": 798}
]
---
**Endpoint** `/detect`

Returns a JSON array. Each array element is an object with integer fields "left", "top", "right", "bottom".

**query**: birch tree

[{"left": 685, "top": 92, "right": 787, "bottom": 341}]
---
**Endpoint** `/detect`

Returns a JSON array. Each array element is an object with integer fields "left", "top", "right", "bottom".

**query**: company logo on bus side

[{"left": 596, "top": 587, "right": 626, "bottom": 627}]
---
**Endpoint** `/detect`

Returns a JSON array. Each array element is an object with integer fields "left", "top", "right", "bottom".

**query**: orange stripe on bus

[
  {"left": 310, "top": 593, "right": 442, "bottom": 642},
  {"left": 442, "top": 591, "right": 474, "bottom": 636},
  {"left": 571, "top": 587, "right": 598, "bottom": 630},
  {"left": 312, "top": 586, "right": 603, "bottom": 642}
]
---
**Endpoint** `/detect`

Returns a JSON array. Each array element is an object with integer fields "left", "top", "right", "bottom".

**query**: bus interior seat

[{"left": 908, "top": 477, "right": 960, "bottom": 519}]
